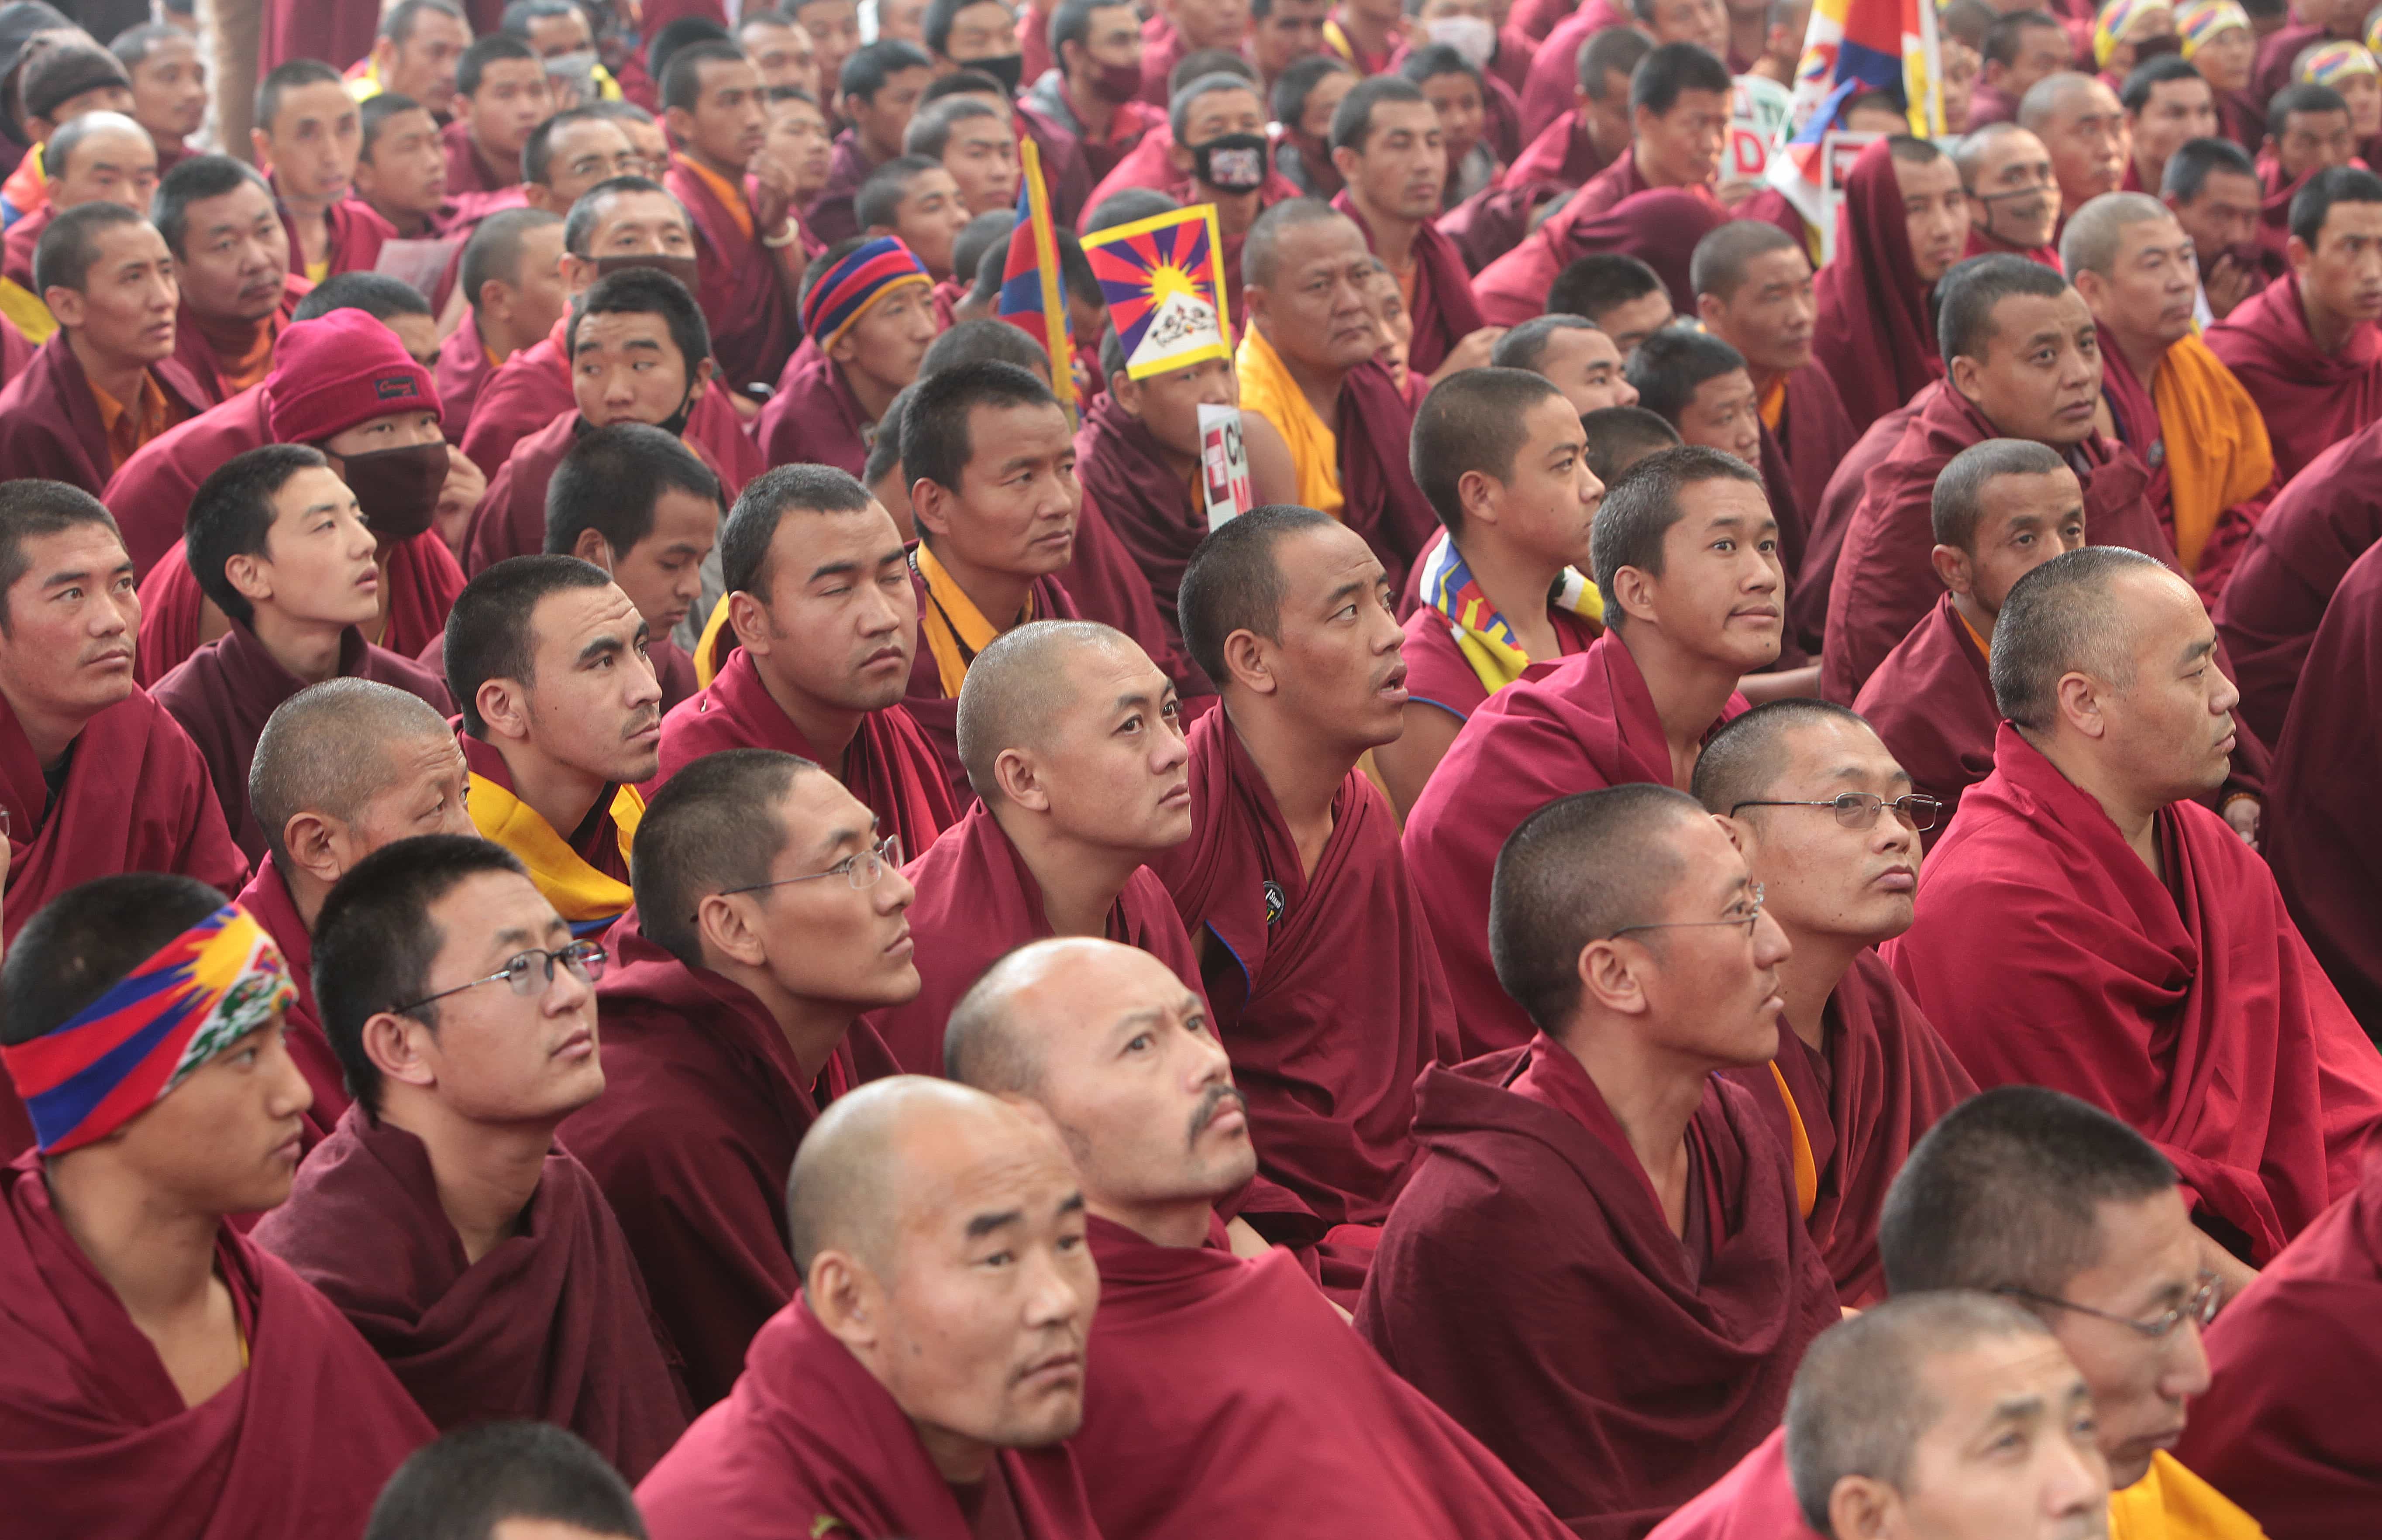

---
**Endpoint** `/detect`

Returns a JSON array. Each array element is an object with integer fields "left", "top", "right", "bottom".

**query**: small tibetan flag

[
  {"left": 997, "top": 134, "right": 1076, "bottom": 426},
  {"left": 1079, "top": 203, "right": 1231, "bottom": 381}
]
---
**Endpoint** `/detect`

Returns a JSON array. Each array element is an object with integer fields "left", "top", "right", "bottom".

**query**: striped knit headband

[{"left": 802, "top": 236, "right": 932, "bottom": 353}]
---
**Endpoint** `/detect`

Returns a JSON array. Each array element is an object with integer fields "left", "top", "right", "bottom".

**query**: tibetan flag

[
  {"left": 1769, "top": 0, "right": 1944, "bottom": 224},
  {"left": 1079, "top": 204, "right": 1231, "bottom": 381},
  {"left": 998, "top": 134, "right": 1076, "bottom": 426}
]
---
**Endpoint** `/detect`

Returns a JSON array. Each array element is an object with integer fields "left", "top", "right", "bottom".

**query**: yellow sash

[
  {"left": 1766, "top": 1062, "right": 1820, "bottom": 1221},
  {"left": 1234, "top": 323, "right": 1344, "bottom": 518},
  {"left": 466, "top": 773, "right": 645, "bottom": 926},
  {"left": 915, "top": 542, "right": 1034, "bottom": 699},
  {"left": 2154, "top": 334, "right": 2275, "bottom": 578},
  {"left": 695, "top": 592, "right": 733, "bottom": 688},
  {"left": 2108, "top": 1451, "right": 2266, "bottom": 1540},
  {"left": 0, "top": 277, "right": 56, "bottom": 344}
]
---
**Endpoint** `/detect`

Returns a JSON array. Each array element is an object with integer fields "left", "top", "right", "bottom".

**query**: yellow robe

[
  {"left": 2110, "top": 1451, "right": 2266, "bottom": 1539},
  {"left": 1234, "top": 322, "right": 1343, "bottom": 519},
  {"left": 2154, "top": 334, "right": 2274, "bottom": 577}
]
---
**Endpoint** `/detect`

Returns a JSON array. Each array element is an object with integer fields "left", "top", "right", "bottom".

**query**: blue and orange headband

[
  {"left": 801, "top": 236, "right": 933, "bottom": 353},
  {"left": 0, "top": 904, "right": 297, "bottom": 1155}
]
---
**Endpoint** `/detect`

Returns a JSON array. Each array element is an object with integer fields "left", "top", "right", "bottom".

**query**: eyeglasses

[
  {"left": 1606, "top": 883, "right": 1766, "bottom": 943},
  {"left": 1731, "top": 792, "right": 1941, "bottom": 832},
  {"left": 703, "top": 832, "right": 904, "bottom": 919},
  {"left": 1993, "top": 1273, "right": 2223, "bottom": 1341},
  {"left": 389, "top": 939, "right": 608, "bottom": 1016}
]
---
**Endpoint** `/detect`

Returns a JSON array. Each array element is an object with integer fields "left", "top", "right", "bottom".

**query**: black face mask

[
  {"left": 972, "top": 52, "right": 1025, "bottom": 94},
  {"left": 337, "top": 440, "right": 448, "bottom": 542},
  {"left": 1191, "top": 132, "right": 1269, "bottom": 193},
  {"left": 592, "top": 251, "right": 702, "bottom": 294}
]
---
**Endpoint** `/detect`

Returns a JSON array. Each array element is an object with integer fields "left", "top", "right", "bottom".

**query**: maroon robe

[
  {"left": 1814, "top": 138, "right": 1945, "bottom": 439},
  {"left": 1336, "top": 357, "right": 1442, "bottom": 599},
  {"left": 1143, "top": 708, "right": 1451, "bottom": 1227},
  {"left": 1504, "top": 108, "right": 1607, "bottom": 190},
  {"left": 1967, "top": 79, "right": 2020, "bottom": 128},
  {"left": 1014, "top": 99, "right": 1094, "bottom": 229},
  {"left": 1332, "top": 189, "right": 1485, "bottom": 378},
  {"left": 152, "top": 622, "right": 454, "bottom": 862},
  {"left": 903, "top": 562, "right": 1083, "bottom": 806},
  {"left": 1473, "top": 180, "right": 1725, "bottom": 329},
  {"left": 2206, "top": 274, "right": 2382, "bottom": 485},
  {"left": 459, "top": 311, "right": 758, "bottom": 481},
  {"left": 803, "top": 129, "right": 875, "bottom": 250},
  {"left": 2252, "top": 19, "right": 2337, "bottom": 109},
  {"left": 1073, "top": 389, "right": 1207, "bottom": 657},
  {"left": 666, "top": 159, "right": 799, "bottom": 392},
  {"left": 104, "top": 388, "right": 274, "bottom": 581},
  {"left": 1401, "top": 632, "right": 1749, "bottom": 1058},
  {"left": 1851, "top": 591, "right": 2001, "bottom": 831},
  {"left": 1076, "top": 1215, "right": 1573, "bottom": 1540},
  {"left": 0, "top": 332, "right": 207, "bottom": 497},
  {"left": 1887, "top": 723, "right": 2382, "bottom": 1265},
  {"left": 633, "top": 1297, "right": 1106, "bottom": 1540},
  {"left": 278, "top": 193, "right": 393, "bottom": 279},
  {"left": 867, "top": 798, "right": 1206, "bottom": 1075},
  {"left": 1790, "top": 401, "right": 1917, "bottom": 650},
  {"left": 1401, "top": 600, "right": 1598, "bottom": 725},
  {"left": 0, "top": 1155, "right": 434, "bottom": 1540},
  {"left": 1773, "top": 364, "right": 1861, "bottom": 558},
  {"left": 261, "top": 0, "right": 379, "bottom": 79},
  {"left": 135, "top": 532, "right": 466, "bottom": 689},
  {"left": 564, "top": 918, "right": 902, "bottom": 1409},
  {"left": 434, "top": 308, "right": 496, "bottom": 443},
  {"left": 168, "top": 275, "right": 310, "bottom": 408},
  {"left": 232, "top": 857, "right": 348, "bottom": 1153},
  {"left": 1518, "top": 0, "right": 1632, "bottom": 142},
  {"left": 251, "top": 1105, "right": 689, "bottom": 1479},
  {"left": 754, "top": 338, "right": 869, "bottom": 476},
  {"left": 463, "top": 406, "right": 755, "bottom": 576},
  {"left": 1136, "top": 8, "right": 1188, "bottom": 105},
  {"left": 1356, "top": 1035, "right": 1842, "bottom": 1539},
  {"left": 2095, "top": 320, "right": 2271, "bottom": 601},
  {"left": 440, "top": 118, "right": 516, "bottom": 196},
  {"left": 653, "top": 645, "right": 958, "bottom": 855},
  {"left": 1063, "top": 485, "right": 1217, "bottom": 702},
  {"left": 1720, "top": 952, "right": 1976, "bottom": 1306}
]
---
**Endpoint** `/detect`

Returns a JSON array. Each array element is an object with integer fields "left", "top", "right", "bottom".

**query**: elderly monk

[
  {"left": 2206, "top": 164, "right": 2382, "bottom": 481},
  {"left": 250, "top": 63, "right": 390, "bottom": 285},
  {"left": 1328, "top": 76, "right": 1497, "bottom": 382},
  {"left": 2065, "top": 192, "right": 2275, "bottom": 600},
  {"left": 2162, "top": 136, "right": 2275, "bottom": 325},
  {"left": 1402, "top": 445, "right": 1776, "bottom": 1057},
  {"left": 633, "top": 1078, "right": 1103, "bottom": 1538},
  {"left": 437, "top": 208, "right": 568, "bottom": 442},
  {"left": 0, "top": 109, "right": 159, "bottom": 316},
  {"left": 944, "top": 936, "right": 1573, "bottom": 1540},
  {"left": 1955, "top": 121, "right": 2064, "bottom": 264},
  {"left": 1813, "top": 137, "right": 1969, "bottom": 440},
  {"left": 254, "top": 835, "right": 687, "bottom": 1478},
  {"left": 1490, "top": 313, "right": 1640, "bottom": 415},
  {"left": 541, "top": 424, "right": 719, "bottom": 712},
  {"left": 0, "top": 203, "right": 203, "bottom": 495},
  {"left": 1692, "top": 700, "right": 1977, "bottom": 1306},
  {"left": 662, "top": 42, "right": 802, "bottom": 392},
  {"left": 2123, "top": 56, "right": 2219, "bottom": 196},
  {"left": 564, "top": 749, "right": 911, "bottom": 1408},
  {"left": 664, "top": 467, "right": 956, "bottom": 854},
  {"left": 1887, "top": 547, "right": 2382, "bottom": 1274},
  {"left": 2020, "top": 73, "right": 2133, "bottom": 231},
  {"left": 0, "top": 874, "right": 434, "bottom": 1537},
  {"left": 150, "top": 155, "right": 309, "bottom": 406},
  {"left": 366, "top": 1423, "right": 651, "bottom": 1540},
  {"left": 755, "top": 235, "right": 938, "bottom": 476},
  {"left": 1377, "top": 368, "right": 1605, "bottom": 818},
  {"left": 1235, "top": 200, "right": 1435, "bottom": 592},
  {"left": 1143, "top": 506, "right": 1449, "bottom": 1231},
  {"left": 231, "top": 679, "right": 472, "bottom": 1151},
  {"left": 442, "top": 37, "right": 552, "bottom": 196},
  {"left": 1363, "top": 783, "right": 1839, "bottom": 1536},
  {"left": 444, "top": 556, "right": 661, "bottom": 935},
  {"left": 154, "top": 447, "right": 454, "bottom": 862},
  {"left": 1853, "top": 439, "right": 2086, "bottom": 830},
  {"left": 1650, "top": 1086, "right": 2264, "bottom": 1540}
]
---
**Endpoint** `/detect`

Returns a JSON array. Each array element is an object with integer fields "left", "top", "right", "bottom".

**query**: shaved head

[
  {"left": 1987, "top": 546, "right": 2169, "bottom": 729},
  {"left": 1689, "top": 217, "right": 1801, "bottom": 302},
  {"left": 1690, "top": 698, "right": 1874, "bottom": 817},
  {"left": 789, "top": 1075, "right": 1022, "bottom": 1280},
  {"left": 2016, "top": 70, "right": 2102, "bottom": 134},
  {"left": 2057, "top": 189, "right": 2170, "bottom": 278},
  {"left": 954, "top": 619, "right": 1142, "bottom": 799},
  {"left": 1240, "top": 196, "right": 1353, "bottom": 289},
  {"left": 249, "top": 679, "right": 455, "bottom": 868}
]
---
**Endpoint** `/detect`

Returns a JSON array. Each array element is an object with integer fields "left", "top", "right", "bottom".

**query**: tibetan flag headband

[
  {"left": 2176, "top": 0, "right": 2248, "bottom": 59},
  {"left": 0, "top": 903, "right": 297, "bottom": 1155},
  {"left": 2301, "top": 39, "right": 2380, "bottom": 85},
  {"left": 2093, "top": 0, "right": 2173, "bottom": 67},
  {"left": 802, "top": 236, "right": 932, "bottom": 353}
]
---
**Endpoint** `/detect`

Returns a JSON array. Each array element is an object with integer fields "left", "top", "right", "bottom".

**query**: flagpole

[{"left": 1020, "top": 137, "right": 1076, "bottom": 431}]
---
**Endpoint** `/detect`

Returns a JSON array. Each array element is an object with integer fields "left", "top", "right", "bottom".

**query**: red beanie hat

[{"left": 264, "top": 309, "right": 443, "bottom": 446}]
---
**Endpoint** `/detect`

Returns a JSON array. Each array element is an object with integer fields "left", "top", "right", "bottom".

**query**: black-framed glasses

[
  {"left": 1731, "top": 792, "right": 1941, "bottom": 832},
  {"left": 390, "top": 939, "right": 608, "bottom": 1016},
  {"left": 1606, "top": 883, "right": 1766, "bottom": 943},
  {"left": 701, "top": 832, "right": 904, "bottom": 920},
  {"left": 1993, "top": 1273, "right": 2223, "bottom": 1340}
]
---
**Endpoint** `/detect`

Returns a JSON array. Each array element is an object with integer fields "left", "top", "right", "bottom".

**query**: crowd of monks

[{"left": 10, "top": 0, "right": 2382, "bottom": 1534}]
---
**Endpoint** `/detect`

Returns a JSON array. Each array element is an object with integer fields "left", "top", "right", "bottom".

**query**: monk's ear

[
  {"left": 360, "top": 1011, "right": 438, "bottom": 1094},
  {"left": 223, "top": 550, "right": 277, "bottom": 609},
  {"left": 993, "top": 746, "right": 1052, "bottom": 812},
  {"left": 1576, "top": 937, "right": 1645, "bottom": 1016},
  {"left": 1330, "top": 141, "right": 1362, "bottom": 182},
  {"left": 2286, "top": 233, "right": 2313, "bottom": 275},
  {"left": 909, "top": 480, "right": 953, "bottom": 544},
  {"left": 559, "top": 252, "right": 597, "bottom": 291},
  {"left": 247, "top": 125, "right": 274, "bottom": 164},
  {"left": 41, "top": 284, "right": 84, "bottom": 330},
  {"left": 451, "top": 90, "right": 478, "bottom": 129},
  {"left": 1946, "top": 351, "right": 1983, "bottom": 406},
  {"left": 692, "top": 357, "right": 718, "bottom": 393},
  {"left": 1219, "top": 627, "right": 1277, "bottom": 695},
  {"left": 1714, "top": 812, "right": 1749, "bottom": 854},
  {"left": 571, "top": 527, "right": 616, "bottom": 573},
  {"left": 1694, "top": 293, "right": 1725, "bottom": 332},
  {"left": 726, "top": 590, "right": 772, "bottom": 656},
  {"left": 282, "top": 810, "right": 350, "bottom": 889},
  {"left": 2054, "top": 668, "right": 2108, "bottom": 739},
  {"left": 828, "top": 327, "right": 859, "bottom": 367},
  {"left": 1457, "top": 467, "right": 1501, "bottom": 531},
  {"left": 807, "top": 1252, "right": 878, "bottom": 1345},
  {"left": 695, "top": 891, "right": 769, "bottom": 970},
  {"left": 1167, "top": 134, "right": 1194, "bottom": 175},
  {"left": 475, "top": 676, "right": 534, "bottom": 742},
  {"left": 1928, "top": 542, "right": 1973, "bottom": 597},
  {"left": 2070, "top": 268, "right": 2105, "bottom": 312},
  {"left": 1111, "top": 371, "right": 1142, "bottom": 416},
  {"left": 1827, "top": 1475, "right": 1898, "bottom": 1540},
  {"left": 1607, "top": 562, "right": 1659, "bottom": 629}
]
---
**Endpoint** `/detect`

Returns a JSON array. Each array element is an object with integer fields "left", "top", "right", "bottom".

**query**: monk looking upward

[
  {"left": 1692, "top": 699, "right": 1977, "bottom": 1306},
  {"left": 663, "top": 41, "right": 803, "bottom": 393},
  {"left": 1363, "top": 784, "right": 1840, "bottom": 1533},
  {"left": 2018, "top": 73, "right": 2132, "bottom": 229},
  {"left": 564, "top": 749, "right": 911, "bottom": 1407},
  {"left": 445, "top": 35, "right": 554, "bottom": 194},
  {"left": 754, "top": 234, "right": 938, "bottom": 478},
  {"left": 660, "top": 466, "right": 957, "bottom": 854},
  {"left": 437, "top": 207, "right": 568, "bottom": 442},
  {"left": 234, "top": 678, "right": 474, "bottom": 1151},
  {"left": 150, "top": 155, "right": 306, "bottom": 405},
  {"left": 0, "top": 874, "right": 435, "bottom": 1537},
  {"left": 542, "top": 424, "right": 720, "bottom": 712},
  {"left": 155, "top": 446, "right": 454, "bottom": 862},
  {"left": 1955, "top": 121, "right": 2062, "bottom": 263},
  {"left": 1852, "top": 437, "right": 2086, "bottom": 830},
  {"left": 250, "top": 62, "right": 388, "bottom": 285},
  {"left": 944, "top": 936, "right": 1573, "bottom": 1540},
  {"left": 254, "top": 834, "right": 688, "bottom": 1478},
  {"left": 443, "top": 556, "right": 661, "bottom": 935},
  {"left": 1489, "top": 313, "right": 1640, "bottom": 416},
  {"left": 1887, "top": 547, "right": 2382, "bottom": 1277},
  {"left": 1402, "top": 445, "right": 1776, "bottom": 1057},
  {"left": 366, "top": 1423, "right": 650, "bottom": 1540},
  {"left": 633, "top": 1079, "right": 1104, "bottom": 1539}
]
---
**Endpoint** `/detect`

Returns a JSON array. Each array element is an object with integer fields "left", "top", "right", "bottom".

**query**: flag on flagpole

[
  {"left": 997, "top": 134, "right": 1077, "bottom": 428},
  {"left": 1079, "top": 203, "right": 1231, "bottom": 379},
  {"left": 1768, "top": 0, "right": 1944, "bottom": 225}
]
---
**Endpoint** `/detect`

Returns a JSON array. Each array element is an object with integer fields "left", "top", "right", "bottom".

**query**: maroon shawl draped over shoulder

[
  {"left": 1887, "top": 724, "right": 2382, "bottom": 1264},
  {"left": 434, "top": 309, "right": 495, "bottom": 443},
  {"left": 464, "top": 406, "right": 757, "bottom": 576},
  {"left": 168, "top": 277, "right": 309, "bottom": 409},
  {"left": 1790, "top": 401, "right": 1916, "bottom": 650},
  {"left": 103, "top": 388, "right": 272, "bottom": 581},
  {"left": 1143, "top": 708, "right": 1451, "bottom": 1226},
  {"left": 1356, "top": 1038, "right": 1841, "bottom": 1539},
  {"left": 459, "top": 311, "right": 760, "bottom": 481},
  {"left": 1332, "top": 189, "right": 1485, "bottom": 378},
  {"left": 1401, "top": 632, "right": 1749, "bottom": 1058},
  {"left": 1644, "top": 1429, "right": 1821, "bottom": 1540},
  {"left": 654, "top": 645, "right": 957, "bottom": 854},
  {"left": 252, "top": 1106, "right": 687, "bottom": 1479},
  {"left": 1814, "top": 139, "right": 1945, "bottom": 438},
  {"left": 1338, "top": 357, "right": 1441, "bottom": 598},
  {"left": 1504, "top": 109, "right": 1609, "bottom": 190},
  {"left": 1775, "top": 364, "right": 1861, "bottom": 557},
  {"left": 135, "top": 532, "right": 466, "bottom": 688},
  {"left": 1473, "top": 181, "right": 1725, "bottom": 328},
  {"left": 1518, "top": 0, "right": 1632, "bottom": 139},
  {"left": 0, "top": 1155, "right": 433, "bottom": 1539},
  {"left": 279, "top": 196, "right": 394, "bottom": 279},
  {"left": 1851, "top": 591, "right": 2001, "bottom": 831},
  {"left": 1074, "top": 388, "right": 1204, "bottom": 656},
  {"left": 232, "top": 858, "right": 347, "bottom": 1152},
  {"left": 665, "top": 161, "right": 797, "bottom": 392},
  {"left": 2205, "top": 274, "right": 2382, "bottom": 484},
  {"left": 565, "top": 918, "right": 900, "bottom": 1408},
  {"left": 754, "top": 339, "right": 870, "bottom": 476},
  {"left": 635, "top": 1298, "right": 1106, "bottom": 1540},
  {"left": 0, "top": 333, "right": 206, "bottom": 497},
  {"left": 1076, "top": 1215, "right": 1573, "bottom": 1540}
]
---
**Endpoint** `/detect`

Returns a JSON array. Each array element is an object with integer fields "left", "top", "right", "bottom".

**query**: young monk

[
  {"left": 444, "top": 556, "right": 662, "bottom": 935},
  {"left": 1852, "top": 438, "right": 2086, "bottom": 830},
  {"left": 1811, "top": 136, "right": 1969, "bottom": 439},
  {"left": 151, "top": 155, "right": 308, "bottom": 405},
  {"left": 1488, "top": 313, "right": 1639, "bottom": 415},
  {"left": 437, "top": 207, "right": 567, "bottom": 441},
  {"left": 155, "top": 446, "right": 454, "bottom": 861},
  {"left": 541, "top": 424, "right": 719, "bottom": 712},
  {"left": 808, "top": 38, "right": 934, "bottom": 245},
  {"left": 1503, "top": 26, "right": 1644, "bottom": 191},
  {"left": 754, "top": 234, "right": 938, "bottom": 476},
  {"left": 0, "top": 874, "right": 436, "bottom": 1535},
  {"left": 633, "top": 1078, "right": 1104, "bottom": 1538},
  {"left": 2249, "top": 83, "right": 2355, "bottom": 254},
  {"left": 2205, "top": 164, "right": 2382, "bottom": 481},
  {"left": 249, "top": 62, "right": 389, "bottom": 285},
  {"left": 1375, "top": 368, "right": 1604, "bottom": 818},
  {"left": 367, "top": 1422, "right": 651, "bottom": 1540},
  {"left": 660, "top": 465, "right": 957, "bottom": 854},
  {"left": 855, "top": 154, "right": 970, "bottom": 282},
  {"left": 2163, "top": 134, "right": 2273, "bottom": 323},
  {"left": 1363, "top": 783, "right": 1841, "bottom": 1534},
  {"left": 348, "top": 95, "right": 447, "bottom": 244},
  {"left": 2124, "top": 55, "right": 2219, "bottom": 195},
  {"left": 1401, "top": 445, "right": 1777, "bottom": 1056},
  {"left": 663, "top": 40, "right": 804, "bottom": 392},
  {"left": 565, "top": 749, "right": 911, "bottom": 1408},
  {"left": 444, "top": 35, "right": 554, "bottom": 194},
  {"left": 1888, "top": 547, "right": 2382, "bottom": 1277},
  {"left": 254, "top": 834, "right": 687, "bottom": 1478},
  {"left": 0, "top": 110, "right": 159, "bottom": 309},
  {"left": 1691, "top": 700, "right": 1977, "bottom": 1305},
  {"left": 1627, "top": 327, "right": 1812, "bottom": 595},
  {"left": 111, "top": 22, "right": 204, "bottom": 178},
  {"left": 234, "top": 679, "right": 473, "bottom": 1150},
  {"left": 1955, "top": 121, "right": 2063, "bottom": 262},
  {"left": 944, "top": 935, "right": 1573, "bottom": 1539}
]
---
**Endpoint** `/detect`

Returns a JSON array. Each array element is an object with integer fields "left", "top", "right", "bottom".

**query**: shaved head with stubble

[{"left": 249, "top": 679, "right": 475, "bottom": 909}]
